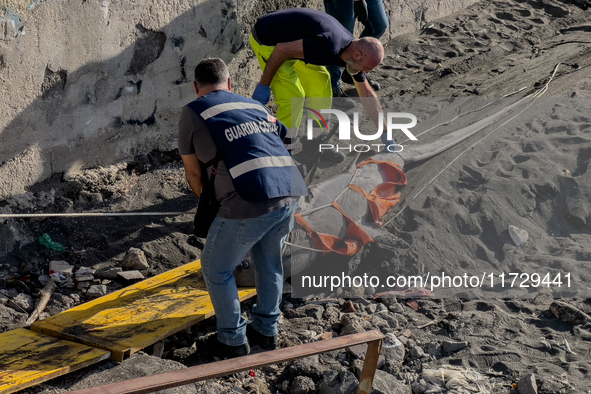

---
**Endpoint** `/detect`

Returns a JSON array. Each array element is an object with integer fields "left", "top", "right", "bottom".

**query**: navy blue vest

[{"left": 188, "top": 90, "right": 307, "bottom": 202}]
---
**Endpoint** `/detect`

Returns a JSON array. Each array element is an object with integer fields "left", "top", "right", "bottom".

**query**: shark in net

[{"left": 232, "top": 97, "right": 531, "bottom": 293}]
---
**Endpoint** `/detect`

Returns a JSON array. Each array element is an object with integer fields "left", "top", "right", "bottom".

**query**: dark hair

[{"left": 194, "top": 58, "right": 230, "bottom": 87}]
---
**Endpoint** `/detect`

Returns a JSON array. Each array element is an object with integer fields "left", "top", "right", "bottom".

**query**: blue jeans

[
  {"left": 324, "top": 0, "right": 388, "bottom": 89},
  {"left": 201, "top": 201, "right": 297, "bottom": 346}
]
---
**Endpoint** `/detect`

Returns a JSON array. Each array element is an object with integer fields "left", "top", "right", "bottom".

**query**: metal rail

[{"left": 68, "top": 330, "right": 384, "bottom": 394}]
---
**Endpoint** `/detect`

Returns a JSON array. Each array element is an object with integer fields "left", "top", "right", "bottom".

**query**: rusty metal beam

[
  {"left": 68, "top": 330, "right": 385, "bottom": 394},
  {"left": 356, "top": 339, "right": 382, "bottom": 394}
]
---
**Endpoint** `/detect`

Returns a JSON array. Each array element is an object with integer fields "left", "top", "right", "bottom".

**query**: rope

[
  {"left": 0, "top": 211, "right": 193, "bottom": 218},
  {"left": 397, "top": 85, "right": 532, "bottom": 146},
  {"left": 299, "top": 168, "right": 361, "bottom": 216},
  {"left": 383, "top": 62, "right": 576, "bottom": 228},
  {"left": 384, "top": 97, "right": 536, "bottom": 227},
  {"left": 284, "top": 241, "right": 326, "bottom": 253}
]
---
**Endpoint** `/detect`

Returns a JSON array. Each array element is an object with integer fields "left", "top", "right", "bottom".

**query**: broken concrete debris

[
  {"left": 517, "top": 374, "right": 538, "bottom": 394},
  {"left": 120, "top": 247, "right": 150, "bottom": 270},
  {"left": 117, "top": 270, "right": 146, "bottom": 282},
  {"left": 549, "top": 301, "right": 591, "bottom": 325}
]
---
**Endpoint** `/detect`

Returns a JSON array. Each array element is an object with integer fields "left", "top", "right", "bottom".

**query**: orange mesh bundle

[
  {"left": 349, "top": 159, "right": 407, "bottom": 224},
  {"left": 295, "top": 159, "right": 407, "bottom": 255},
  {"left": 295, "top": 213, "right": 360, "bottom": 255},
  {"left": 331, "top": 201, "right": 374, "bottom": 246}
]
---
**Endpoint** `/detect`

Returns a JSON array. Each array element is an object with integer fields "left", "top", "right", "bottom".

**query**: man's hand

[
  {"left": 354, "top": 0, "right": 368, "bottom": 23},
  {"left": 181, "top": 154, "right": 203, "bottom": 198},
  {"left": 253, "top": 83, "right": 271, "bottom": 105}
]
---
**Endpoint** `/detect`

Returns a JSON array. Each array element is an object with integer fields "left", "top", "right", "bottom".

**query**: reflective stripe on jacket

[{"left": 187, "top": 90, "right": 308, "bottom": 202}]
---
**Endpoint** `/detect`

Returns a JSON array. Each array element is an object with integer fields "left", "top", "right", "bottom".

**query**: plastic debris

[
  {"left": 39, "top": 234, "right": 66, "bottom": 252},
  {"left": 412, "top": 364, "right": 494, "bottom": 393},
  {"left": 49, "top": 261, "right": 74, "bottom": 275},
  {"left": 560, "top": 339, "right": 576, "bottom": 354}
]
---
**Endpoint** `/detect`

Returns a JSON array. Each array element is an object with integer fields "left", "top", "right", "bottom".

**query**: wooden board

[
  {"left": 0, "top": 329, "right": 111, "bottom": 394},
  {"left": 31, "top": 260, "right": 256, "bottom": 361}
]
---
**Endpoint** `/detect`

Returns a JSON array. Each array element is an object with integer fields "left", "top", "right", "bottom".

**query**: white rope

[
  {"left": 397, "top": 85, "right": 531, "bottom": 146},
  {"left": 384, "top": 62, "right": 574, "bottom": 228},
  {"left": 284, "top": 241, "right": 326, "bottom": 253},
  {"left": 384, "top": 98, "right": 536, "bottom": 227},
  {"left": 0, "top": 211, "right": 192, "bottom": 218},
  {"left": 299, "top": 168, "right": 361, "bottom": 216}
]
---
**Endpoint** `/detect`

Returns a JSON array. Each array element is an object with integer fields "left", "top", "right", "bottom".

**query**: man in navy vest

[{"left": 178, "top": 58, "right": 307, "bottom": 359}]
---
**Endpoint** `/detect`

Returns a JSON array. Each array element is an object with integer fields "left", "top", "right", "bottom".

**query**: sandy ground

[{"left": 3, "top": 0, "right": 591, "bottom": 392}]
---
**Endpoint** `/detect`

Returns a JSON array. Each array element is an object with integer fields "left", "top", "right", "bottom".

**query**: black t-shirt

[{"left": 254, "top": 8, "right": 354, "bottom": 67}]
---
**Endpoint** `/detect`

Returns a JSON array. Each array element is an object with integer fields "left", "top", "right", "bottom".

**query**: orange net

[
  {"left": 296, "top": 159, "right": 407, "bottom": 255},
  {"left": 295, "top": 213, "right": 360, "bottom": 255},
  {"left": 349, "top": 159, "right": 407, "bottom": 224}
]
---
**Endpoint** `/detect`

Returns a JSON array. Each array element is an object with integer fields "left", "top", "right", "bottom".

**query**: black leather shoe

[
  {"left": 247, "top": 324, "right": 277, "bottom": 350},
  {"left": 341, "top": 71, "right": 354, "bottom": 85},
  {"left": 367, "top": 76, "right": 381, "bottom": 91},
  {"left": 333, "top": 86, "right": 349, "bottom": 97},
  {"left": 332, "top": 87, "right": 356, "bottom": 111},
  {"left": 201, "top": 334, "right": 250, "bottom": 360}
]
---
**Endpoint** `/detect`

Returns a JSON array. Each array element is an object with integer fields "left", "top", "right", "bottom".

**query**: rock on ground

[
  {"left": 0, "top": 304, "right": 28, "bottom": 333},
  {"left": 518, "top": 374, "right": 538, "bottom": 394},
  {"left": 120, "top": 248, "right": 150, "bottom": 271},
  {"left": 290, "top": 376, "right": 316, "bottom": 394},
  {"left": 371, "top": 370, "right": 411, "bottom": 394},
  {"left": 549, "top": 301, "right": 591, "bottom": 325}
]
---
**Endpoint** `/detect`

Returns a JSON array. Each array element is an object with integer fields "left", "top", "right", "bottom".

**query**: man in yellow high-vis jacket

[{"left": 250, "top": 7, "right": 384, "bottom": 159}]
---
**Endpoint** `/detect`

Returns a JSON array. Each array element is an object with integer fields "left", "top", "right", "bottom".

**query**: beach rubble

[
  {"left": 549, "top": 301, "right": 591, "bottom": 325},
  {"left": 517, "top": 373, "right": 538, "bottom": 394}
]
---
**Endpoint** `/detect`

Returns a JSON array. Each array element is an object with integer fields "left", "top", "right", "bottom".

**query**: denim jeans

[
  {"left": 201, "top": 201, "right": 297, "bottom": 346},
  {"left": 324, "top": 0, "right": 389, "bottom": 89}
]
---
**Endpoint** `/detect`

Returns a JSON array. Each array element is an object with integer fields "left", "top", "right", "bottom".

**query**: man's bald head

[
  {"left": 357, "top": 37, "right": 384, "bottom": 65},
  {"left": 346, "top": 37, "right": 384, "bottom": 75}
]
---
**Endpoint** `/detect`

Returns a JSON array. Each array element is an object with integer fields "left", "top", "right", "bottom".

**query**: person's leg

[
  {"left": 201, "top": 216, "right": 255, "bottom": 347},
  {"left": 323, "top": 0, "right": 355, "bottom": 91},
  {"left": 249, "top": 202, "right": 298, "bottom": 336},
  {"left": 296, "top": 62, "right": 333, "bottom": 113},
  {"left": 360, "top": 0, "right": 388, "bottom": 39},
  {"left": 250, "top": 33, "right": 305, "bottom": 129},
  {"left": 295, "top": 62, "right": 346, "bottom": 162}
]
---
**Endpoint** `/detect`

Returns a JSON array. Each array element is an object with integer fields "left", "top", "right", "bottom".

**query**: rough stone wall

[{"left": 0, "top": 0, "right": 478, "bottom": 200}]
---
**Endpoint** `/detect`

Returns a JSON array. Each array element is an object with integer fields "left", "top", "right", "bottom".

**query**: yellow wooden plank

[
  {"left": 0, "top": 329, "right": 111, "bottom": 394},
  {"left": 31, "top": 260, "right": 256, "bottom": 361}
]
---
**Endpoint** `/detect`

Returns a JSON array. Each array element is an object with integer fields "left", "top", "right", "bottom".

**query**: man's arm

[
  {"left": 181, "top": 154, "right": 203, "bottom": 198},
  {"left": 260, "top": 40, "right": 304, "bottom": 86},
  {"left": 354, "top": 79, "right": 383, "bottom": 129}
]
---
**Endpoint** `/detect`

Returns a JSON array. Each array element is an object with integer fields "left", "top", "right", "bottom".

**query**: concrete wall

[{"left": 0, "top": 0, "right": 479, "bottom": 200}]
